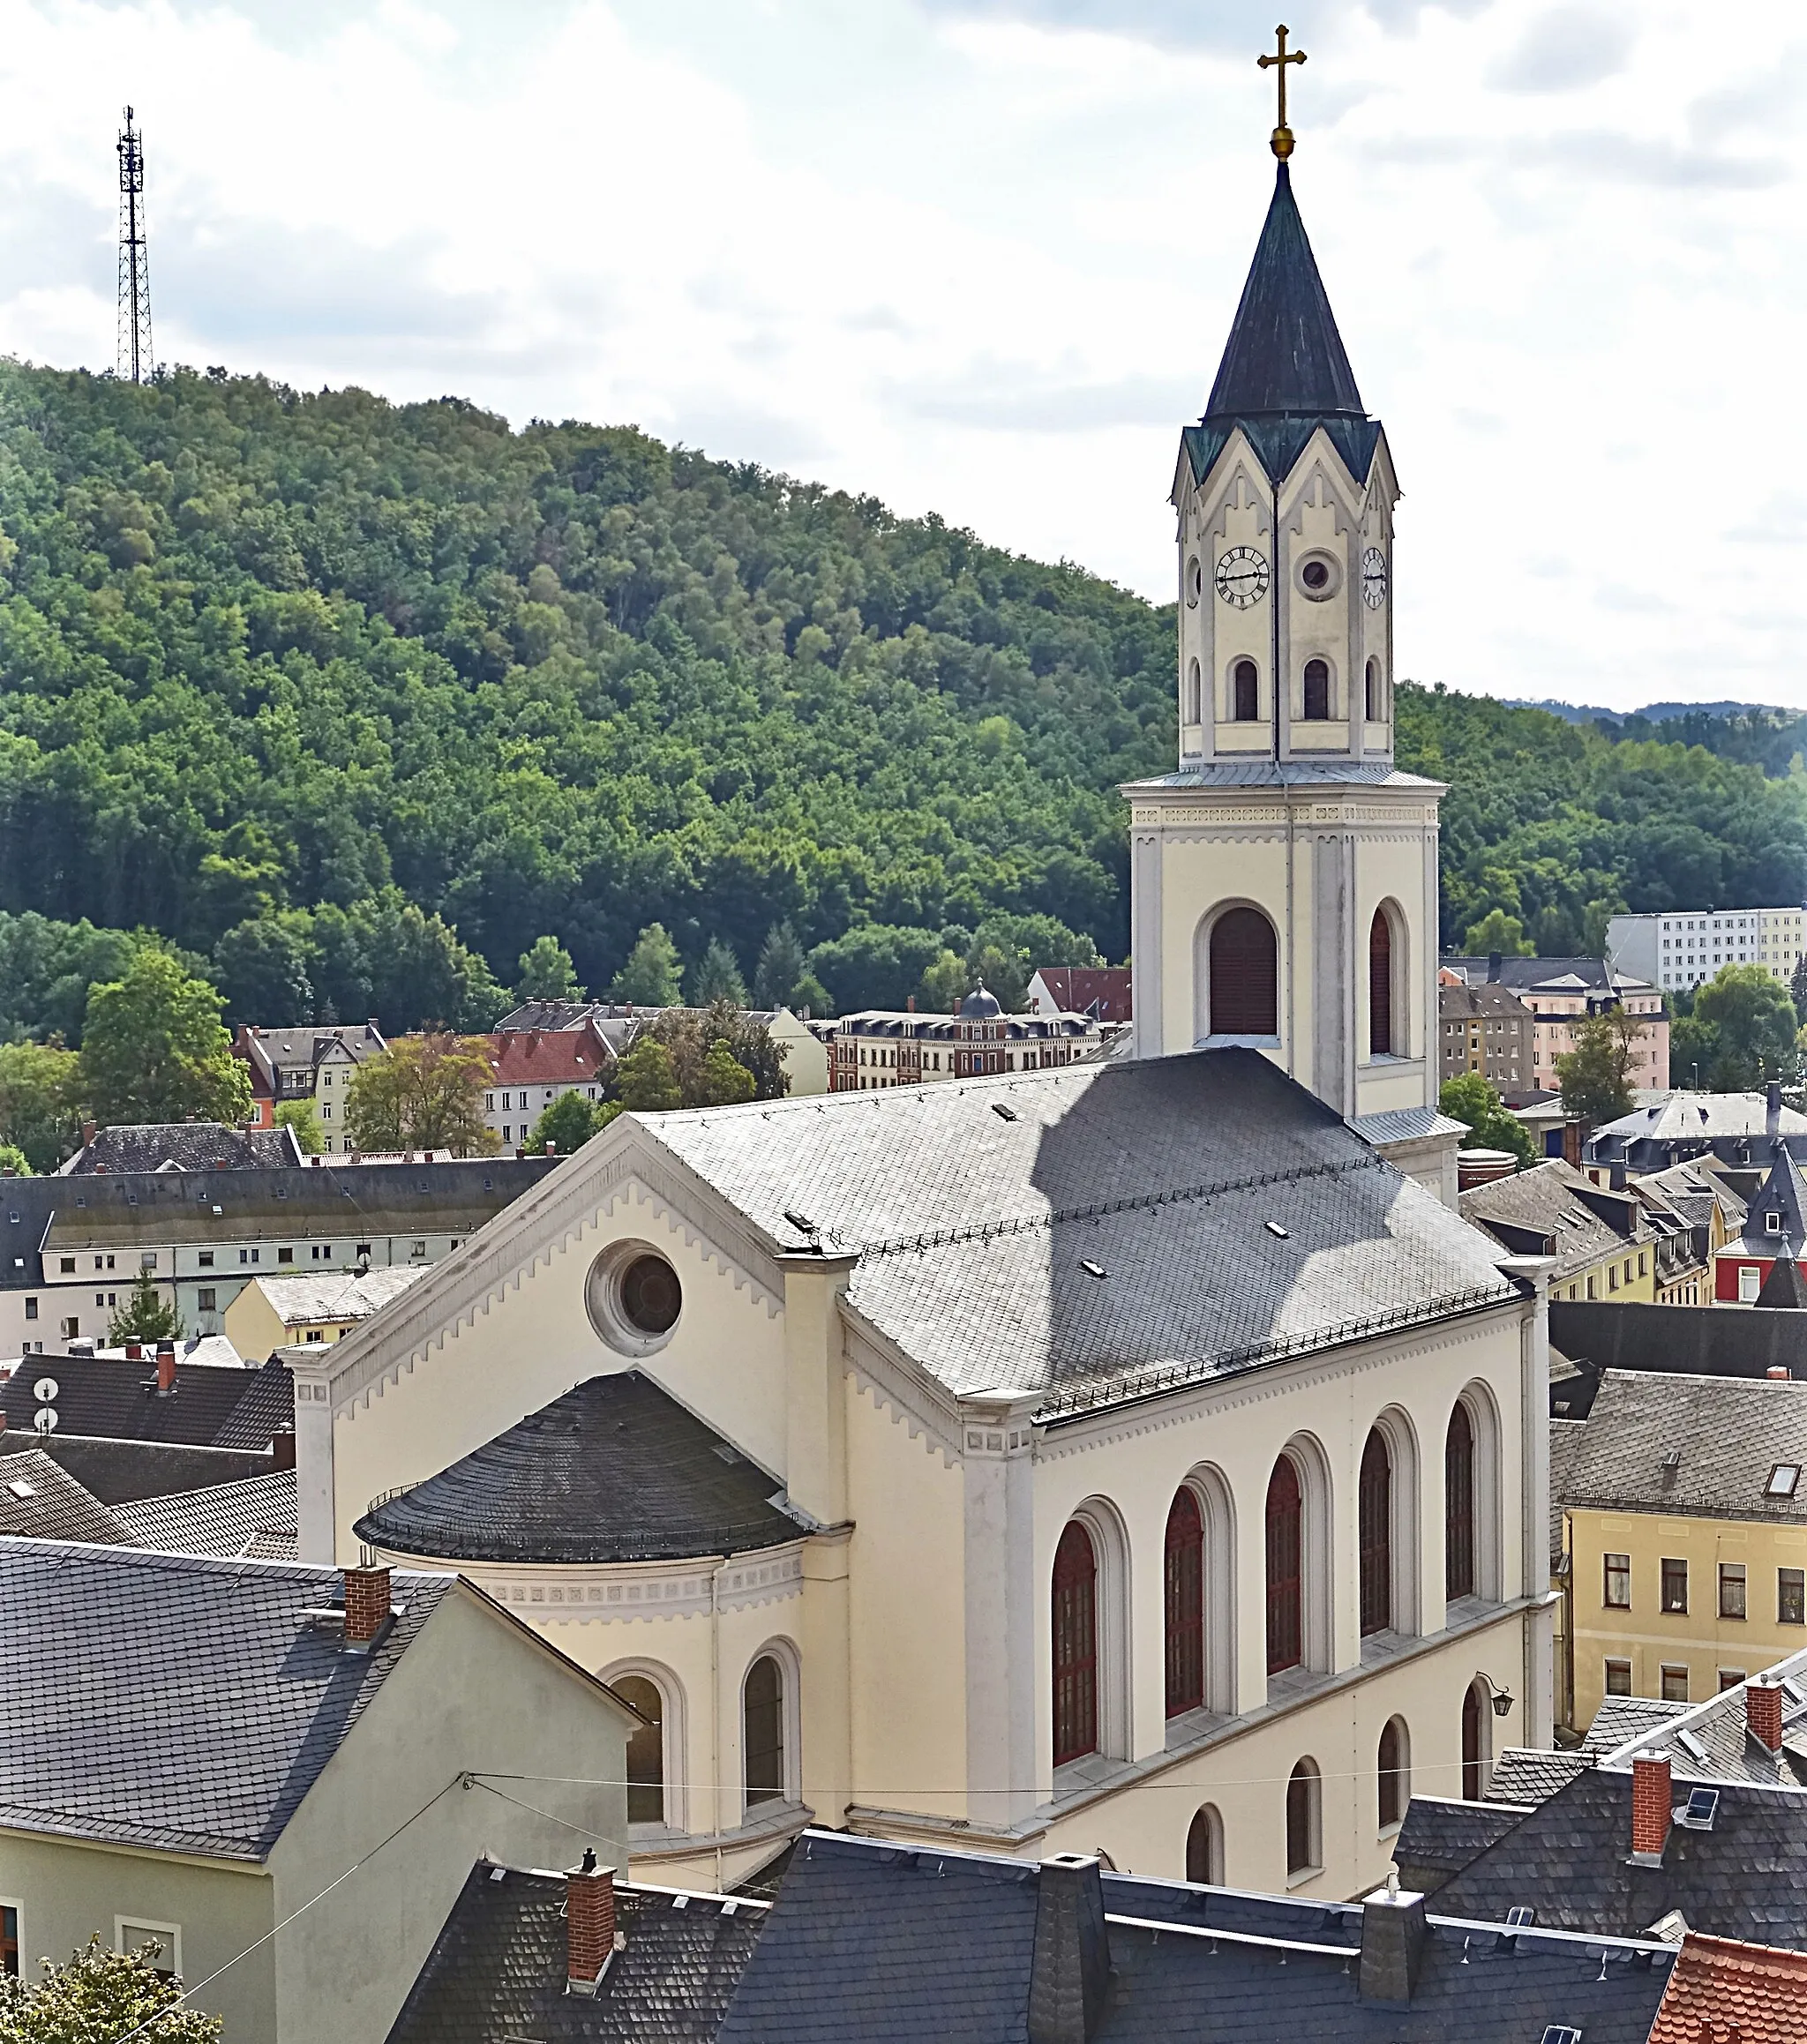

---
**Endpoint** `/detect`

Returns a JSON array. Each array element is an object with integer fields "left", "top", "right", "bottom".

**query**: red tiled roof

[
  {"left": 1031, "top": 967, "right": 1132, "bottom": 1022},
  {"left": 485, "top": 1023, "right": 611, "bottom": 1088},
  {"left": 1650, "top": 1934, "right": 1807, "bottom": 2044}
]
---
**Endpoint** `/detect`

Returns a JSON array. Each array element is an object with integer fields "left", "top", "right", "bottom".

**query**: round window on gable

[
  {"left": 1295, "top": 551, "right": 1341, "bottom": 602},
  {"left": 587, "top": 1240, "right": 684, "bottom": 1355}
]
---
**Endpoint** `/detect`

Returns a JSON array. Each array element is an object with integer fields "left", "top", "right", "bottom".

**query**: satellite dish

[
  {"left": 33, "top": 1408, "right": 56, "bottom": 1434},
  {"left": 32, "top": 1377, "right": 58, "bottom": 1403}
]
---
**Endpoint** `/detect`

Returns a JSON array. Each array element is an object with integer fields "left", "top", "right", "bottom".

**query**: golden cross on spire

[{"left": 1257, "top": 24, "right": 1307, "bottom": 161}]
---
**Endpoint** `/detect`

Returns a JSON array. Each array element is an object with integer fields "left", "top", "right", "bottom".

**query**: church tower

[{"left": 1126, "top": 51, "right": 1444, "bottom": 1142}]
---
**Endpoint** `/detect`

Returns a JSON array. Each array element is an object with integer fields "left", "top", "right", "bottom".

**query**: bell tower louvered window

[
  {"left": 1233, "top": 658, "right": 1259, "bottom": 723},
  {"left": 1445, "top": 1403, "right": 1476, "bottom": 1601},
  {"left": 1302, "top": 659, "right": 1330, "bottom": 720},
  {"left": 1210, "top": 910, "right": 1278, "bottom": 1037}
]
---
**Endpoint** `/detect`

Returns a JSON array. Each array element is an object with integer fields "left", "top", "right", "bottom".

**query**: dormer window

[{"left": 1768, "top": 1211, "right": 1783, "bottom": 1235}]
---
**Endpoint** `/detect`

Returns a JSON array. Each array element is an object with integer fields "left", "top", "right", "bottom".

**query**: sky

[{"left": 0, "top": 0, "right": 1802, "bottom": 711}]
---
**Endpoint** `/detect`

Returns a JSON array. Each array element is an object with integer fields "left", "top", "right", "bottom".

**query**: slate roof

[
  {"left": 1548, "top": 1300, "right": 1807, "bottom": 1409},
  {"left": 384, "top": 1863, "right": 768, "bottom": 2044},
  {"left": 643, "top": 1049, "right": 1518, "bottom": 1417},
  {"left": 1758, "top": 1247, "right": 1807, "bottom": 1308},
  {"left": 1430, "top": 1765, "right": 1807, "bottom": 1949},
  {"left": 1603, "top": 1649, "right": 1807, "bottom": 1790},
  {"left": 61, "top": 1123, "right": 302, "bottom": 1174},
  {"left": 1599, "top": 1095, "right": 1807, "bottom": 1143},
  {"left": 0, "top": 1449, "right": 131, "bottom": 1542},
  {"left": 1558, "top": 1370, "right": 1807, "bottom": 1525},
  {"left": 1736, "top": 1150, "right": 1807, "bottom": 1258},
  {"left": 116, "top": 1467, "right": 297, "bottom": 1559},
  {"left": 0, "top": 1540, "right": 451, "bottom": 1859},
  {"left": 1460, "top": 1158, "right": 1643, "bottom": 1285},
  {"left": 1582, "top": 1695, "right": 1689, "bottom": 1757},
  {"left": 1648, "top": 1932, "right": 1807, "bottom": 2043},
  {"left": 0, "top": 1354, "right": 293, "bottom": 1449},
  {"left": 1549, "top": 1417, "right": 1586, "bottom": 1557},
  {"left": 1487, "top": 1748, "right": 1591, "bottom": 1807},
  {"left": 244, "top": 1265, "right": 433, "bottom": 1329},
  {"left": 356, "top": 1374, "right": 810, "bottom": 1565},
  {"left": 1126, "top": 759, "right": 1441, "bottom": 792},
  {"left": 1443, "top": 956, "right": 1659, "bottom": 1000},
  {"left": 1636, "top": 1159, "right": 1744, "bottom": 1235},
  {"left": 1391, "top": 1795, "right": 1533, "bottom": 1889},
  {"left": 22, "top": 1436, "right": 278, "bottom": 1505}
]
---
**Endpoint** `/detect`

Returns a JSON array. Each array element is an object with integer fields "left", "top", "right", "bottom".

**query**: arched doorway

[
  {"left": 1053, "top": 1521, "right": 1098, "bottom": 1765},
  {"left": 1368, "top": 909, "right": 1393, "bottom": 1057},
  {"left": 1266, "top": 1456, "right": 1303, "bottom": 1674},
  {"left": 1165, "top": 1487, "right": 1204, "bottom": 1717},
  {"left": 1446, "top": 1404, "right": 1476, "bottom": 1601},
  {"left": 1359, "top": 1429, "right": 1392, "bottom": 1636},
  {"left": 1210, "top": 909, "right": 1278, "bottom": 1037}
]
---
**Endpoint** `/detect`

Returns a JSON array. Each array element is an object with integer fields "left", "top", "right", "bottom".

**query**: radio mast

[{"left": 116, "top": 106, "right": 154, "bottom": 382}]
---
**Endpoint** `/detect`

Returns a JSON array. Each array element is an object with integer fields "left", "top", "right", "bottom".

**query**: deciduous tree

[
  {"left": 0, "top": 1933, "right": 221, "bottom": 2041},
  {"left": 274, "top": 1098, "right": 325, "bottom": 1154},
  {"left": 1691, "top": 963, "right": 1802, "bottom": 1089},
  {"left": 345, "top": 1033, "right": 499, "bottom": 1155},
  {"left": 79, "top": 951, "right": 252, "bottom": 1129},
  {"left": 1438, "top": 1074, "right": 1535, "bottom": 1169},
  {"left": 612, "top": 1037, "right": 682, "bottom": 1112},
  {"left": 528, "top": 1089, "right": 601, "bottom": 1155},
  {"left": 1556, "top": 1009, "right": 1644, "bottom": 1123},
  {"left": 0, "top": 1042, "right": 84, "bottom": 1172}
]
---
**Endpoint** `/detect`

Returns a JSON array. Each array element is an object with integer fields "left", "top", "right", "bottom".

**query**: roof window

[
  {"left": 1767, "top": 1464, "right": 1801, "bottom": 1498},
  {"left": 5, "top": 1478, "right": 34, "bottom": 1499},
  {"left": 1079, "top": 1260, "right": 1107, "bottom": 1280},
  {"left": 1539, "top": 2029, "right": 1582, "bottom": 2044},
  {"left": 1264, "top": 1221, "right": 1289, "bottom": 1239},
  {"left": 1676, "top": 1787, "right": 1720, "bottom": 1831}
]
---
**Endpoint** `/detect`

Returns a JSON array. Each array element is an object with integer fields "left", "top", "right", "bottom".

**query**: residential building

[
  {"left": 387, "top": 1826, "right": 1679, "bottom": 2044},
  {"left": 479, "top": 1021, "right": 615, "bottom": 1149},
  {"left": 224, "top": 1266, "right": 435, "bottom": 1358},
  {"left": 0, "top": 1543, "right": 634, "bottom": 2043},
  {"left": 1586, "top": 1085, "right": 1807, "bottom": 1176},
  {"left": 1442, "top": 956, "right": 1669, "bottom": 1091},
  {"left": 0, "top": 1446, "right": 134, "bottom": 1542},
  {"left": 1546, "top": 1299, "right": 1806, "bottom": 1411},
  {"left": 1608, "top": 903, "right": 1807, "bottom": 992},
  {"left": 1026, "top": 966, "right": 1132, "bottom": 1022},
  {"left": 491, "top": 1001, "right": 830, "bottom": 1097},
  {"left": 1436, "top": 977, "right": 1532, "bottom": 1088},
  {"left": 1460, "top": 1157, "right": 1658, "bottom": 1304},
  {"left": 59, "top": 1121, "right": 301, "bottom": 1174},
  {"left": 1555, "top": 1368, "right": 1807, "bottom": 1733},
  {"left": 0, "top": 1156, "right": 555, "bottom": 1355},
  {"left": 829, "top": 985, "right": 1101, "bottom": 1090},
  {"left": 0, "top": 1347, "right": 294, "bottom": 1456},
  {"left": 235, "top": 1023, "right": 388, "bottom": 1154},
  {"left": 1715, "top": 1148, "right": 1807, "bottom": 1304},
  {"left": 116, "top": 1465, "right": 299, "bottom": 1558}
]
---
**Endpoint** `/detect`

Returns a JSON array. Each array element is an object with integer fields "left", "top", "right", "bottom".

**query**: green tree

[
  {"left": 0, "top": 1042, "right": 84, "bottom": 1172},
  {"left": 0, "top": 1145, "right": 29, "bottom": 1177},
  {"left": 212, "top": 917, "right": 315, "bottom": 1025},
  {"left": 79, "top": 951, "right": 252, "bottom": 1128},
  {"left": 1437, "top": 1074, "right": 1535, "bottom": 1169},
  {"left": 806, "top": 925, "right": 944, "bottom": 1014},
  {"left": 1555, "top": 1009, "right": 1644, "bottom": 1123},
  {"left": 517, "top": 936, "right": 583, "bottom": 1002},
  {"left": 0, "top": 1934, "right": 221, "bottom": 2042},
  {"left": 644, "top": 1000, "right": 788, "bottom": 1102},
  {"left": 695, "top": 1037, "right": 756, "bottom": 1106},
  {"left": 918, "top": 948, "right": 969, "bottom": 1014},
  {"left": 1462, "top": 909, "right": 1533, "bottom": 958},
  {"left": 689, "top": 939, "right": 747, "bottom": 1007},
  {"left": 613, "top": 1037, "right": 682, "bottom": 1112},
  {"left": 754, "top": 920, "right": 808, "bottom": 1010},
  {"left": 1791, "top": 949, "right": 1807, "bottom": 1022},
  {"left": 1692, "top": 963, "right": 1802, "bottom": 1089},
  {"left": 274, "top": 1098, "right": 325, "bottom": 1154},
  {"left": 528, "top": 1089, "right": 601, "bottom": 1155},
  {"left": 789, "top": 970, "right": 831, "bottom": 1019},
  {"left": 345, "top": 1033, "right": 499, "bottom": 1155},
  {"left": 105, "top": 1270, "right": 184, "bottom": 1346},
  {"left": 611, "top": 925, "right": 683, "bottom": 1008}
]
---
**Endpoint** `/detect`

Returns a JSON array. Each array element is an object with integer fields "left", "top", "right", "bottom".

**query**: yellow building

[
  {"left": 1460, "top": 1158, "right": 1659, "bottom": 1306},
  {"left": 1555, "top": 1368, "right": 1807, "bottom": 1736},
  {"left": 224, "top": 1265, "right": 434, "bottom": 1361}
]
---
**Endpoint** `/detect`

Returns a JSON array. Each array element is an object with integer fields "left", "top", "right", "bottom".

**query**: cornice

[
  {"left": 841, "top": 1314, "right": 966, "bottom": 1468},
  {"left": 371, "top": 1541, "right": 808, "bottom": 1621}
]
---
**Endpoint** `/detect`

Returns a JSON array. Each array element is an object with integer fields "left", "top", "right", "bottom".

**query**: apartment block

[{"left": 1608, "top": 904, "right": 1807, "bottom": 992}]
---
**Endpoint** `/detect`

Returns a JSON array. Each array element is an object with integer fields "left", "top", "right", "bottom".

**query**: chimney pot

[
  {"left": 1027, "top": 1853, "right": 1110, "bottom": 2044},
  {"left": 343, "top": 1564, "right": 391, "bottom": 1645},
  {"left": 125, "top": 1341, "right": 142, "bottom": 1361},
  {"left": 1748, "top": 1679, "right": 1785, "bottom": 1753},
  {"left": 545, "top": 1141, "right": 556, "bottom": 1156},
  {"left": 566, "top": 1848, "right": 617, "bottom": 1994},
  {"left": 1770, "top": 1366, "right": 1791, "bottom": 1381},
  {"left": 1359, "top": 1878, "right": 1428, "bottom": 2003},
  {"left": 1631, "top": 1752, "right": 1673, "bottom": 1861},
  {"left": 154, "top": 1343, "right": 176, "bottom": 1395}
]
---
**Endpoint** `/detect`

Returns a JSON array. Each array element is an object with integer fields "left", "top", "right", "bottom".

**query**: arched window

[
  {"left": 1233, "top": 658, "right": 1259, "bottom": 723},
  {"left": 1302, "top": 659, "right": 1330, "bottom": 721},
  {"left": 1053, "top": 1521, "right": 1098, "bottom": 1765},
  {"left": 613, "top": 1673, "right": 666, "bottom": 1825},
  {"left": 1368, "top": 909, "right": 1393, "bottom": 1058},
  {"left": 1266, "top": 1456, "right": 1303, "bottom": 1674},
  {"left": 1186, "top": 1804, "right": 1225, "bottom": 1885},
  {"left": 1165, "top": 1487, "right": 1204, "bottom": 1718},
  {"left": 1365, "top": 656, "right": 1381, "bottom": 722},
  {"left": 1185, "top": 658, "right": 1202, "bottom": 723},
  {"left": 1286, "top": 1758, "right": 1321, "bottom": 1876},
  {"left": 1461, "top": 1682, "right": 1487, "bottom": 1801},
  {"left": 743, "top": 1655, "right": 785, "bottom": 1808},
  {"left": 1446, "top": 1404, "right": 1476, "bottom": 1601},
  {"left": 1377, "top": 1717, "right": 1408, "bottom": 1829},
  {"left": 1209, "top": 909, "right": 1278, "bottom": 1038},
  {"left": 1359, "top": 1429, "right": 1392, "bottom": 1636}
]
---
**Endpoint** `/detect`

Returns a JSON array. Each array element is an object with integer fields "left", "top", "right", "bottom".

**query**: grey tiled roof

[
  {"left": 1487, "top": 1748, "right": 1591, "bottom": 1806},
  {"left": 62, "top": 1123, "right": 302, "bottom": 1174},
  {"left": 26, "top": 1437, "right": 277, "bottom": 1505},
  {"left": 1599, "top": 1095, "right": 1807, "bottom": 1142},
  {"left": 647, "top": 1050, "right": 1516, "bottom": 1413},
  {"left": 1346, "top": 1105, "right": 1472, "bottom": 1147},
  {"left": 1430, "top": 1765, "right": 1807, "bottom": 1949},
  {"left": 1459, "top": 1159, "right": 1642, "bottom": 1286},
  {"left": 1581, "top": 1695, "right": 1689, "bottom": 1756},
  {"left": 1392, "top": 1794, "right": 1533, "bottom": 1887},
  {"left": 0, "top": 1355, "right": 293, "bottom": 1450},
  {"left": 384, "top": 1863, "right": 768, "bottom": 2044},
  {"left": 1548, "top": 1418, "right": 1586, "bottom": 1558},
  {"left": 116, "top": 1467, "right": 297, "bottom": 1558},
  {"left": 356, "top": 1374, "right": 808, "bottom": 1565},
  {"left": 0, "top": 1449, "right": 131, "bottom": 1542},
  {"left": 1602, "top": 1649, "right": 1807, "bottom": 1789},
  {"left": 1560, "top": 1370, "right": 1807, "bottom": 1524},
  {"left": 1548, "top": 1300, "right": 1807, "bottom": 1406},
  {"left": 246, "top": 1265, "right": 432, "bottom": 1328},
  {"left": 1125, "top": 759, "right": 1440, "bottom": 790},
  {"left": 0, "top": 1539, "right": 451, "bottom": 1859}
]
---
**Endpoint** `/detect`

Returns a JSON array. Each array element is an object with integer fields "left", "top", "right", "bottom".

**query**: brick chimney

[
  {"left": 1631, "top": 1753, "right": 1673, "bottom": 1863},
  {"left": 154, "top": 1343, "right": 176, "bottom": 1395},
  {"left": 81, "top": 1120, "right": 95, "bottom": 1149},
  {"left": 343, "top": 1564, "right": 391, "bottom": 1645},
  {"left": 1748, "top": 1680, "right": 1784, "bottom": 1753},
  {"left": 124, "top": 1341, "right": 142, "bottom": 1361},
  {"left": 1772, "top": 1366, "right": 1791, "bottom": 1381},
  {"left": 566, "top": 1848, "right": 617, "bottom": 1995},
  {"left": 1360, "top": 1870, "right": 1428, "bottom": 2003},
  {"left": 1769, "top": 1080, "right": 1783, "bottom": 1136},
  {"left": 270, "top": 1426, "right": 296, "bottom": 1472},
  {"left": 1027, "top": 1853, "right": 1110, "bottom": 2044}
]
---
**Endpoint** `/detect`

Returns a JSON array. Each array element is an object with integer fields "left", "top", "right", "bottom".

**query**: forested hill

[{"left": 0, "top": 359, "right": 1802, "bottom": 1033}]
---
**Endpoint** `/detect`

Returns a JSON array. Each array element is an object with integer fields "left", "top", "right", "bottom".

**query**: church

[{"left": 289, "top": 77, "right": 1555, "bottom": 1903}]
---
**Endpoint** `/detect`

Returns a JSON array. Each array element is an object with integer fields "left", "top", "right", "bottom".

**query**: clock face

[
  {"left": 1214, "top": 546, "right": 1270, "bottom": 610},
  {"left": 1361, "top": 546, "right": 1387, "bottom": 610}
]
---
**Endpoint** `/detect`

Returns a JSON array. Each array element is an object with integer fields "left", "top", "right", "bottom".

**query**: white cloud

[{"left": 0, "top": 0, "right": 1803, "bottom": 710}]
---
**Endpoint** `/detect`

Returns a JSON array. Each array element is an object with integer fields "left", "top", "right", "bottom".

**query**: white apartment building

[{"left": 1607, "top": 905, "right": 1807, "bottom": 992}]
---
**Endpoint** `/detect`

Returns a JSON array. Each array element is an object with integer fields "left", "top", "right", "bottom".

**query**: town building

[
  {"left": 829, "top": 985, "right": 1100, "bottom": 1090},
  {"left": 1608, "top": 904, "right": 1807, "bottom": 993},
  {"left": 59, "top": 1121, "right": 301, "bottom": 1174},
  {"left": 1436, "top": 978, "right": 1532, "bottom": 1089},
  {"left": 1586, "top": 1085, "right": 1807, "bottom": 1177},
  {"left": 492, "top": 1001, "right": 830, "bottom": 1097},
  {"left": 234, "top": 1023, "right": 389, "bottom": 1154},
  {"left": 1714, "top": 1148, "right": 1807, "bottom": 1304},
  {"left": 1460, "top": 1158, "right": 1658, "bottom": 1305},
  {"left": 479, "top": 1020, "right": 614, "bottom": 1148},
  {"left": 223, "top": 1265, "right": 434, "bottom": 1358},
  {"left": 0, "top": 1543, "right": 634, "bottom": 2042},
  {"left": 0, "top": 1443, "right": 299, "bottom": 1558},
  {"left": 1442, "top": 956, "right": 1669, "bottom": 1092},
  {"left": 1027, "top": 965, "right": 1132, "bottom": 1022}
]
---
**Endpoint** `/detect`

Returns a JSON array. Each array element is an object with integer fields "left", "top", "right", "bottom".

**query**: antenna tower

[{"left": 116, "top": 106, "right": 154, "bottom": 382}]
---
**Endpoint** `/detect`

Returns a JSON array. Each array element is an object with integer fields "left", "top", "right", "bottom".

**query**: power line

[{"left": 116, "top": 106, "right": 154, "bottom": 384}]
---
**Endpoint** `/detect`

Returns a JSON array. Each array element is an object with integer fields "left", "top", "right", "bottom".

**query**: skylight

[
  {"left": 1539, "top": 2028, "right": 1582, "bottom": 2044},
  {"left": 1767, "top": 1464, "right": 1801, "bottom": 1499},
  {"left": 5, "top": 1479, "right": 34, "bottom": 1500},
  {"left": 1080, "top": 1260, "right": 1107, "bottom": 1280},
  {"left": 1264, "top": 1221, "right": 1289, "bottom": 1239}
]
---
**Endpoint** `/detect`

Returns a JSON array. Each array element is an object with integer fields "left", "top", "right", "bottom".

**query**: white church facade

[{"left": 289, "top": 137, "right": 1554, "bottom": 1905}]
